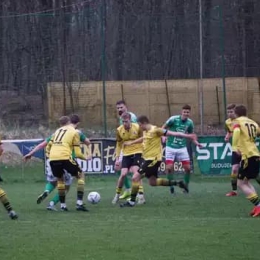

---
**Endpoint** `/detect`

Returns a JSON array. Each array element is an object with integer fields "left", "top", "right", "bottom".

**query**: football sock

[
  {"left": 167, "top": 172, "right": 174, "bottom": 187},
  {"left": 44, "top": 182, "right": 55, "bottom": 193},
  {"left": 57, "top": 181, "right": 66, "bottom": 203},
  {"left": 124, "top": 175, "right": 131, "bottom": 189},
  {"left": 231, "top": 173, "right": 237, "bottom": 191},
  {"left": 247, "top": 193, "right": 260, "bottom": 206},
  {"left": 50, "top": 193, "right": 60, "bottom": 205},
  {"left": 116, "top": 187, "right": 122, "bottom": 194},
  {"left": 156, "top": 178, "right": 179, "bottom": 186},
  {"left": 77, "top": 177, "right": 85, "bottom": 204},
  {"left": 138, "top": 185, "right": 144, "bottom": 195},
  {"left": 130, "top": 181, "right": 139, "bottom": 202},
  {"left": 184, "top": 172, "right": 191, "bottom": 185},
  {"left": 0, "top": 188, "right": 13, "bottom": 212}
]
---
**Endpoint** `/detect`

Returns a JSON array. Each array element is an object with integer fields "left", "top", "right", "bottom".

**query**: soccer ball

[{"left": 87, "top": 191, "right": 101, "bottom": 204}]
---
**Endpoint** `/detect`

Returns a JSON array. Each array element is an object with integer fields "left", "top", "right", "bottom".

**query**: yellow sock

[
  {"left": 247, "top": 193, "right": 260, "bottom": 206},
  {"left": 138, "top": 185, "right": 144, "bottom": 194},
  {"left": 116, "top": 187, "right": 122, "bottom": 194},
  {"left": 156, "top": 178, "right": 170, "bottom": 186},
  {"left": 77, "top": 177, "right": 85, "bottom": 201},
  {"left": 0, "top": 188, "right": 13, "bottom": 212},
  {"left": 57, "top": 181, "right": 66, "bottom": 203},
  {"left": 130, "top": 181, "right": 139, "bottom": 202}
]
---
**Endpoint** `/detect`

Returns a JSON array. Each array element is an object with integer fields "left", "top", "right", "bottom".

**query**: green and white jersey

[
  {"left": 164, "top": 115, "right": 194, "bottom": 148},
  {"left": 119, "top": 111, "right": 137, "bottom": 125}
]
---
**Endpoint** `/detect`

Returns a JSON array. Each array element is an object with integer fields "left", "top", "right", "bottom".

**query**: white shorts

[
  {"left": 165, "top": 146, "right": 190, "bottom": 164},
  {"left": 45, "top": 159, "right": 73, "bottom": 186}
]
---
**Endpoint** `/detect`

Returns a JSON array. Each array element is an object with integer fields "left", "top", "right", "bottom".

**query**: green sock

[
  {"left": 184, "top": 172, "right": 191, "bottom": 185},
  {"left": 124, "top": 175, "right": 131, "bottom": 189},
  {"left": 45, "top": 183, "right": 55, "bottom": 193},
  {"left": 50, "top": 193, "right": 60, "bottom": 205},
  {"left": 167, "top": 172, "right": 174, "bottom": 183}
]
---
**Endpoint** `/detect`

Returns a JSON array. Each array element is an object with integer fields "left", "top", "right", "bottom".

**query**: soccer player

[
  {"left": 232, "top": 105, "right": 260, "bottom": 217},
  {"left": 112, "top": 112, "right": 144, "bottom": 204},
  {"left": 162, "top": 104, "right": 202, "bottom": 194},
  {"left": 0, "top": 140, "right": 18, "bottom": 219},
  {"left": 224, "top": 104, "right": 241, "bottom": 197},
  {"left": 48, "top": 114, "right": 90, "bottom": 211},
  {"left": 24, "top": 115, "right": 91, "bottom": 210},
  {"left": 115, "top": 100, "right": 144, "bottom": 200},
  {"left": 120, "top": 115, "right": 197, "bottom": 207}
]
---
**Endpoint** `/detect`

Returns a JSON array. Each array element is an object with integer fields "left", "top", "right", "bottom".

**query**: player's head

[
  {"left": 70, "top": 114, "right": 81, "bottom": 128},
  {"left": 234, "top": 105, "right": 247, "bottom": 117},
  {"left": 59, "top": 116, "right": 70, "bottom": 126},
  {"left": 181, "top": 104, "right": 191, "bottom": 120},
  {"left": 226, "top": 104, "right": 236, "bottom": 119},
  {"left": 116, "top": 100, "right": 128, "bottom": 116},
  {"left": 121, "top": 112, "right": 131, "bottom": 130},
  {"left": 137, "top": 115, "right": 150, "bottom": 130}
]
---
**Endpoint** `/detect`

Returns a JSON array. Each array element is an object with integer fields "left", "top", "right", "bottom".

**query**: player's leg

[
  {"left": 178, "top": 147, "right": 191, "bottom": 192},
  {"left": 112, "top": 167, "right": 129, "bottom": 204},
  {"left": 116, "top": 152, "right": 131, "bottom": 199},
  {"left": 120, "top": 171, "right": 143, "bottom": 207},
  {"left": 0, "top": 188, "right": 17, "bottom": 219},
  {"left": 226, "top": 152, "right": 240, "bottom": 196},
  {"left": 47, "top": 173, "right": 73, "bottom": 211},
  {"left": 37, "top": 159, "right": 57, "bottom": 204},
  {"left": 50, "top": 160, "right": 68, "bottom": 211},
  {"left": 165, "top": 146, "right": 176, "bottom": 194},
  {"left": 237, "top": 157, "right": 260, "bottom": 217},
  {"left": 147, "top": 162, "right": 188, "bottom": 192}
]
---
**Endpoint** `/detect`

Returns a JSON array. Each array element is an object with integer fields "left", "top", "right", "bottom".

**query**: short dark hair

[
  {"left": 70, "top": 114, "right": 80, "bottom": 124},
  {"left": 137, "top": 115, "right": 150, "bottom": 124},
  {"left": 59, "top": 116, "right": 70, "bottom": 126},
  {"left": 234, "top": 105, "right": 247, "bottom": 117},
  {"left": 227, "top": 103, "right": 236, "bottom": 110},
  {"left": 116, "top": 100, "right": 126, "bottom": 106},
  {"left": 121, "top": 112, "right": 131, "bottom": 120},
  {"left": 182, "top": 104, "right": 191, "bottom": 110}
]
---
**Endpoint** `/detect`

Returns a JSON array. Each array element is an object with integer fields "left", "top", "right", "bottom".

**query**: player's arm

[
  {"left": 72, "top": 133, "right": 87, "bottom": 160},
  {"left": 224, "top": 123, "right": 232, "bottom": 142},
  {"left": 115, "top": 130, "right": 123, "bottom": 161},
  {"left": 187, "top": 122, "right": 202, "bottom": 148},
  {"left": 124, "top": 137, "right": 143, "bottom": 146},
  {"left": 23, "top": 140, "right": 48, "bottom": 161},
  {"left": 232, "top": 124, "right": 240, "bottom": 154},
  {"left": 155, "top": 127, "right": 197, "bottom": 141},
  {"left": 78, "top": 130, "right": 91, "bottom": 146}
]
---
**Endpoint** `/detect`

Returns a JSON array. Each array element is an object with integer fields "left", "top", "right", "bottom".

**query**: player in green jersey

[
  {"left": 24, "top": 115, "right": 91, "bottom": 211},
  {"left": 162, "top": 105, "right": 202, "bottom": 193},
  {"left": 114, "top": 100, "right": 145, "bottom": 204}
]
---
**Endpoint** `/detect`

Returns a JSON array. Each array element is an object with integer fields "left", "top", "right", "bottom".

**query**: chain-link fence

[{"left": 0, "top": 0, "right": 260, "bottom": 137}]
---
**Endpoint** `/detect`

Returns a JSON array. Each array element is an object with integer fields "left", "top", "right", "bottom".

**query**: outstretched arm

[{"left": 23, "top": 140, "right": 48, "bottom": 161}]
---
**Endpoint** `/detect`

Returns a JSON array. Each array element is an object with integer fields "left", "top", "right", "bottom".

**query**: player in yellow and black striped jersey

[
  {"left": 232, "top": 105, "right": 260, "bottom": 217},
  {"left": 224, "top": 104, "right": 242, "bottom": 197},
  {"left": 120, "top": 115, "right": 197, "bottom": 207},
  {"left": 112, "top": 112, "right": 145, "bottom": 204},
  {"left": 48, "top": 114, "right": 89, "bottom": 212},
  {"left": 0, "top": 139, "right": 18, "bottom": 219}
]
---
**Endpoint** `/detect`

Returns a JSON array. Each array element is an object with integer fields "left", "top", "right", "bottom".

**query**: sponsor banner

[
  {"left": 0, "top": 138, "right": 193, "bottom": 175},
  {"left": 195, "top": 136, "right": 260, "bottom": 175},
  {"left": 1, "top": 139, "right": 44, "bottom": 159}
]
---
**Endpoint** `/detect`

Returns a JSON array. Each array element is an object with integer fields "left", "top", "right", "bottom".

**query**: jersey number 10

[{"left": 245, "top": 123, "right": 257, "bottom": 139}]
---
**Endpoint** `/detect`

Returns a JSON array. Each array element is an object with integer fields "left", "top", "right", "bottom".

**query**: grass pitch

[{"left": 0, "top": 164, "right": 259, "bottom": 260}]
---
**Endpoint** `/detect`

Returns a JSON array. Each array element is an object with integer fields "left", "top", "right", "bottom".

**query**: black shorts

[
  {"left": 121, "top": 153, "right": 142, "bottom": 169},
  {"left": 238, "top": 156, "right": 260, "bottom": 180},
  {"left": 231, "top": 152, "right": 241, "bottom": 165},
  {"left": 50, "top": 159, "right": 82, "bottom": 179},
  {"left": 138, "top": 158, "right": 162, "bottom": 178}
]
